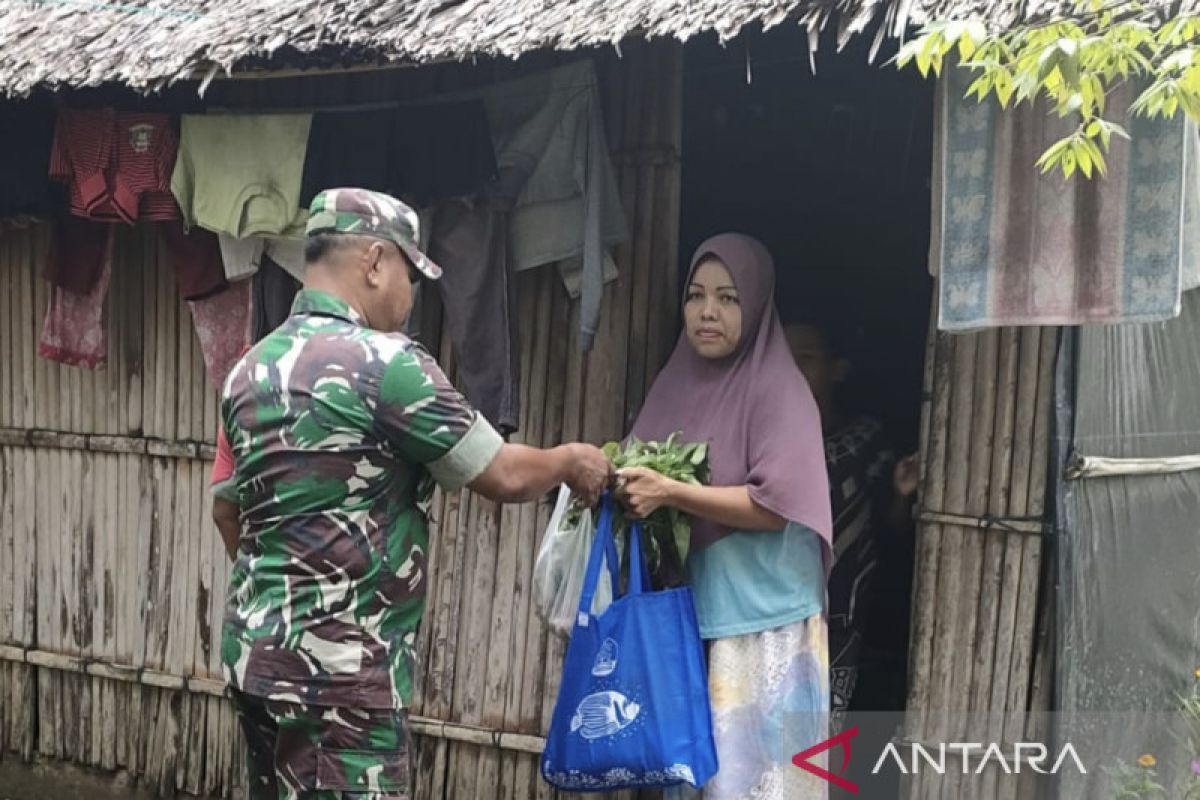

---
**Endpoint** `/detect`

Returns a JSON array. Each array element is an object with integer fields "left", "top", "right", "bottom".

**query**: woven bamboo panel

[{"left": 0, "top": 40, "right": 683, "bottom": 800}]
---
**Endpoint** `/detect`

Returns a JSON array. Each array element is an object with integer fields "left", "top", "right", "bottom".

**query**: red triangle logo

[{"left": 792, "top": 725, "right": 860, "bottom": 794}]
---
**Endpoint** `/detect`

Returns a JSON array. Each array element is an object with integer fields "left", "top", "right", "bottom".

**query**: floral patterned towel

[{"left": 931, "top": 67, "right": 1200, "bottom": 330}]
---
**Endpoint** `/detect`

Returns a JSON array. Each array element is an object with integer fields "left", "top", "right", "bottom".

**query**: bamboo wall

[
  {"left": 0, "top": 40, "right": 683, "bottom": 800},
  {"left": 904, "top": 325, "right": 1058, "bottom": 800}
]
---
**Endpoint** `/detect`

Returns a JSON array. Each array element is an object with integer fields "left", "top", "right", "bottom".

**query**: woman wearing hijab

[{"left": 617, "top": 234, "right": 833, "bottom": 799}]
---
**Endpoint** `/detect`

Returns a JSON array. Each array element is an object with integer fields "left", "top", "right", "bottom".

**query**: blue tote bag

[{"left": 541, "top": 495, "right": 718, "bottom": 792}]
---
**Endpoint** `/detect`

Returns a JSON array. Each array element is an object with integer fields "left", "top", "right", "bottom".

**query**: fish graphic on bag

[{"left": 569, "top": 690, "right": 641, "bottom": 740}]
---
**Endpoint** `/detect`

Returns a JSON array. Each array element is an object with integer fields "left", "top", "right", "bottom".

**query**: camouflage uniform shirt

[{"left": 220, "top": 289, "right": 503, "bottom": 710}]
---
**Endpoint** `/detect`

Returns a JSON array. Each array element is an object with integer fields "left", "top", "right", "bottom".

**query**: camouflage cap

[{"left": 305, "top": 188, "right": 442, "bottom": 281}]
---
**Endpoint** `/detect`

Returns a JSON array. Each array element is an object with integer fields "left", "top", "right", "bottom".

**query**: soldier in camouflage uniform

[{"left": 218, "top": 188, "right": 612, "bottom": 799}]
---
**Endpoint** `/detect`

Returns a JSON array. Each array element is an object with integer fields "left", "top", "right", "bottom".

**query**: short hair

[{"left": 304, "top": 233, "right": 347, "bottom": 265}]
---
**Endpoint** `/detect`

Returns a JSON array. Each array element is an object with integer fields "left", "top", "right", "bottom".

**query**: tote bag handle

[
  {"left": 576, "top": 494, "right": 657, "bottom": 627},
  {"left": 576, "top": 492, "right": 622, "bottom": 626},
  {"left": 626, "top": 519, "right": 650, "bottom": 596}
]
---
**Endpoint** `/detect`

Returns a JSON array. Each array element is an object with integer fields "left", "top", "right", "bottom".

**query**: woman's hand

[{"left": 615, "top": 467, "right": 679, "bottom": 519}]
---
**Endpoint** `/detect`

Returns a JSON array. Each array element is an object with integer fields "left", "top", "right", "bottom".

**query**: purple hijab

[{"left": 630, "top": 233, "right": 832, "bottom": 553}]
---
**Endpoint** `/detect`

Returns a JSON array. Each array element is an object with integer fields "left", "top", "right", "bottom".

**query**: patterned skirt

[{"left": 670, "top": 614, "right": 830, "bottom": 800}]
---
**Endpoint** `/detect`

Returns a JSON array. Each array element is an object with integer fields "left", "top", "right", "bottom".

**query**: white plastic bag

[{"left": 533, "top": 485, "right": 613, "bottom": 637}]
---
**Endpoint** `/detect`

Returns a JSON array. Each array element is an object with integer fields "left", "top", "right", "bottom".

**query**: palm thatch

[{"left": 0, "top": 0, "right": 1186, "bottom": 96}]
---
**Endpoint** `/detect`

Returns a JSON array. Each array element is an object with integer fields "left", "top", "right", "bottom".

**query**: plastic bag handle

[{"left": 575, "top": 492, "right": 621, "bottom": 624}]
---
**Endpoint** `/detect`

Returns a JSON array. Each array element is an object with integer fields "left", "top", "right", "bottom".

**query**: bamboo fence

[
  {"left": 0, "top": 40, "right": 683, "bottom": 800},
  {"left": 904, "top": 325, "right": 1058, "bottom": 800}
]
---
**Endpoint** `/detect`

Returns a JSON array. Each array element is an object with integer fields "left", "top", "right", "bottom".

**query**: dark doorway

[{"left": 680, "top": 26, "right": 935, "bottom": 798}]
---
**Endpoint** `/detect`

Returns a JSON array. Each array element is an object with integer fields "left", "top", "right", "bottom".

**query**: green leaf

[
  {"left": 995, "top": 70, "right": 1016, "bottom": 107},
  {"left": 966, "top": 72, "right": 994, "bottom": 101},
  {"left": 1078, "top": 141, "right": 1094, "bottom": 177},
  {"left": 1062, "top": 148, "right": 1078, "bottom": 178},
  {"left": 958, "top": 34, "right": 978, "bottom": 61}
]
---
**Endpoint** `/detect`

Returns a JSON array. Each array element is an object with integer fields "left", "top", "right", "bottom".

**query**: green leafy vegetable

[{"left": 566, "top": 433, "right": 709, "bottom": 588}]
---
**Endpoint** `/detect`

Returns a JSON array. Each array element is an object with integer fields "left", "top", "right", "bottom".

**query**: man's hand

[
  {"left": 564, "top": 443, "right": 614, "bottom": 507},
  {"left": 893, "top": 454, "right": 919, "bottom": 498},
  {"left": 888, "top": 453, "right": 919, "bottom": 532},
  {"left": 469, "top": 442, "right": 612, "bottom": 505}
]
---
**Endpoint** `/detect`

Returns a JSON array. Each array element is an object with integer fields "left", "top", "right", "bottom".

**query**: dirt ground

[{"left": 0, "top": 757, "right": 211, "bottom": 800}]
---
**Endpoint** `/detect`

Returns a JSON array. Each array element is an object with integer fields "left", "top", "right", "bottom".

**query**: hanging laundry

[
  {"left": 188, "top": 279, "right": 250, "bottom": 391},
  {"left": 171, "top": 113, "right": 311, "bottom": 239},
  {"left": 251, "top": 252, "right": 302, "bottom": 342},
  {"left": 160, "top": 221, "right": 228, "bottom": 301},
  {"left": 402, "top": 61, "right": 626, "bottom": 433},
  {"left": 217, "top": 234, "right": 306, "bottom": 283},
  {"left": 38, "top": 221, "right": 115, "bottom": 369},
  {"left": 162, "top": 220, "right": 242, "bottom": 387},
  {"left": 558, "top": 252, "right": 619, "bottom": 300},
  {"left": 49, "top": 109, "right": 179, "bottom": 224},
  {"left": 426, "top": 195, "right": 520, "bottom": 434},
  {"left": 931, "top": 68, "right": 1200, "bottom": 329},
  {"left": 299, "top": 108, "right": 403, "bottom": 208},
  {"left": 479, "top": 59, "right": 628, "bottom": 349},
  {"left": 42, "top": 213, "right": 112, "bottom": 294},
  {"left": 0, "top": 101, "right": 58, "bottom": 221}
]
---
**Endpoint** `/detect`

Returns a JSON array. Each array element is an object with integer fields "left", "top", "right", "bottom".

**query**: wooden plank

[
  {"left": 0, "top": 447, "right": 12, "bottom": 753},
  {"left": 152, "top": 230, "right": 172, "bottom": 440},
  {"left": 645, "top": 45, "right": 684, "bottom": 389},
  {"left": 952, "top": 330, "right": 999, "bottom": 777},
  {"left": 18, "top": 230, "right": 37, "bottom": 431},
  {"left": 185, "top": 461, "right": 208, "bottom": 795},
  {"left": 101, "top": 454, "right": 119, "bottom": 770},
  {"left": 32, "top": 232, "right": 50, "bottom": 432},
  {"left": 994, "top": 328, "right": 1056, "bottom": 800},
  {"left": 933, "top": 330, "right": 984, "bottom": 800},
  {"left": 620, "top": 47, "right": 659, "bottom": 431},
  {"left": 33, "top": 447, "right": 54, "bottom": 759},
  {"left": 16, "top": 445, "right": 36, "bottom": 760},
  {"left": 485, "top": 272, "right": 541, "bottom": 800},
  {"left": 125, "top": 235, "right": 145, "bottom": 436},
  {"left": 971, "top": 329, "right": 1019, "bottom": 800},
  {"left": 906, "top": 330, "right": 959, "bottom": 800},
  {"left": 177, "top": 273, "right": 194, "bottom": 443},
  {"left": 519, "top": 274, "right": 573, "bottom": 798},
  {"left": 1, "top": 237, "right": 11, "bottom": 429},
  {"left": 452, "top": 495, "right": 498, "bottom": 799},
  {"left": 422, "top": 489, "right": 464, "bottom": 719},
  {"left": 906, "top": 329, "right": 952, "bottom": 733}
]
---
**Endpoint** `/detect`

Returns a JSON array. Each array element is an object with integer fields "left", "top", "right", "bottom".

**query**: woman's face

[{"left": 684, "top": 257, "right": 743, "bottom": 360}]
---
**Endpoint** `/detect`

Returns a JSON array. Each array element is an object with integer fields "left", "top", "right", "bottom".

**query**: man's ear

[
  {"left": 363, "top": 241, "right": 385, "bottom": 288},
  {"left": 832, "top": 358, "right": 852, "bottom": 384}
]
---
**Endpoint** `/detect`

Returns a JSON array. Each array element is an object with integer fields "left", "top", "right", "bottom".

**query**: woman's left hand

[{"left": 615, "top": 467, "right": 678, "bottom": 519}]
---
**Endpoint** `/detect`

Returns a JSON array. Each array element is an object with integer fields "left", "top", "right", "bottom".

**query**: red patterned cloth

[
  {"left": 188, "top": 280, "right": 250, "bottom": 391},
  {"left": 50, "top": 109, "right": 179, "bottom": 224},
  {"left": 38, "top": 224, "right": 115, "bottom": 369}
]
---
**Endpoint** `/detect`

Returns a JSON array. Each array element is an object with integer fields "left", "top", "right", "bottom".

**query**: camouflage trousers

[{"left": 231, "top": 689, "right": 412, "bottom": 800}]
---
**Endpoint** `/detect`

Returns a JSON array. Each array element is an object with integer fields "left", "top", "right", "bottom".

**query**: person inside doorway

[{"left": 785, "top": 316, "right": 918, "bottom": 730}]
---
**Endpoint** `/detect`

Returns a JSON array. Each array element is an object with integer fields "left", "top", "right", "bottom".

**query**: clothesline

[{"left": 5, "top": 60, "right": 629, "bottom": 440}]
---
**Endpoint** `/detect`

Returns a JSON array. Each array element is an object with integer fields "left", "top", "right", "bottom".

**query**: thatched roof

[{"left": 0, "top": 0, "right": 1168, "bottom": 97}]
